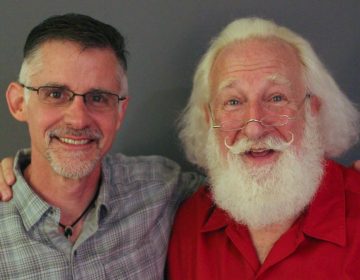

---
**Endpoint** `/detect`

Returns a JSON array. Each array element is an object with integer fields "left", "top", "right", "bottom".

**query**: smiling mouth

[
  {"left": 48, "top": 135, "right": 97, "bottom": 147},
  {"left": 245, "top": 149, "right": 275, "bottom": 157},
  {"left": 58, "top": 137, "right": 92, "bottom": 145}
]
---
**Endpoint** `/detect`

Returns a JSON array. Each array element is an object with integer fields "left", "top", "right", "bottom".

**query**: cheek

[
  {"left": 26, "top": 108, "right": 58, "bottom": 135},
  {"left": 278, "top": 120, "right": 305, "bottom": 148},
  {"left": 26, "top": 114, "right": 59, "bottom": 151},
  {"left": 216, "top": 130, "right": 237, "bottom": 154},
  {"left": 97, "top": 116, "right": 120, "bottom": 140}
]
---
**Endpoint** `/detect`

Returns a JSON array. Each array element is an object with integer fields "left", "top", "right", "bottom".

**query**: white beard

[{"left": 206, "top": 113, "right": 325, "bottom": 229}]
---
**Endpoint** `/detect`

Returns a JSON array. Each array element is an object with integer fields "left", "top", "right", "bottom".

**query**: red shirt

[{"left": 167, "top": 160, "right": 360, "bottom": 279}]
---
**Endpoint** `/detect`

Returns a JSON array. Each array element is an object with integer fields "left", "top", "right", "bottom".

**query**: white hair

[{"left": 178, "top": 17, "right": 360, "bottom": 169}]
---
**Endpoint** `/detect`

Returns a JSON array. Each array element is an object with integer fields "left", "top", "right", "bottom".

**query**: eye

[
  {"left": 88, "top": 92, "right": 110, "bottom": 105},
  {"left": 267, "top": 94, "right": 288, "bottom": 105},
  {"left": 227, "top": 99, "right": 240, "bottom": 106},
  {"left": 272, "top": 95, "right": 282, "bottom": 102},
  {"left": 48, "top": 89, "right": 64, "bottom": 99},
  {"left": 223, "top": 98, "right": 243, "bottom": 111},
  {"left": 40, "top": 87, "right": 68, "bottom": 103}
]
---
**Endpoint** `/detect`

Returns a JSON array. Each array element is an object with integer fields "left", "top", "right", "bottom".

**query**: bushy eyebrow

[
  {"left": 217, "top": 79, "right": 239, "bottom": 92},
  {"left": 215, "top": 73, "right": 292, "bottom": 96},
  {"left": 266, "top": 73, "right": 291, "bottom": 87}
]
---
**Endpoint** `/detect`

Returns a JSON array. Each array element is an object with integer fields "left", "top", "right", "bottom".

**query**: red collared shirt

[{"left": 167, "top": 160, "right": 360, "bottom": 279}]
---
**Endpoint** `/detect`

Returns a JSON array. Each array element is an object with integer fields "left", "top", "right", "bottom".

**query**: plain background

[{"left": 0, "top": 0, "right": 359, "bottom": 171}]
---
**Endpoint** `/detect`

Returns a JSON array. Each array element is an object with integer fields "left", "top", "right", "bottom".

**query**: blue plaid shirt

[{"left": 0, "top": 149, "right": 202, "bottom": 279}]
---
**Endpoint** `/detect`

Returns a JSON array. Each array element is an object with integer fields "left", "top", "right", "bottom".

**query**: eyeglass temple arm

[{"left": 208, "top": 103, "right": 222, "bottom": 128}]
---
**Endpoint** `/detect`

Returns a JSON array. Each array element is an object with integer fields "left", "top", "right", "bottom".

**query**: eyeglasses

[
  {"left": 209, "top": 94, "right": 311, "bottom": 132},
  {"left": 20, "top": 83, "right": 127, "bottom": 112}
]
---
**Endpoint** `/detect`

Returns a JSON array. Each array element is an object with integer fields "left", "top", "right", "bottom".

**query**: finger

[
  {"left": 1, "top": 157, "right": 15, "bottom": 185},
  {"left": 354, "top": 160, "right": 360, "bottom": 172},
  {"left": 0, "top": 157, "right": 15, "bottom": 201}
]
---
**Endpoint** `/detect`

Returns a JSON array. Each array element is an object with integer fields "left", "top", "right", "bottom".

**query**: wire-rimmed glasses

[{"left": 209, "top": 94, "right": 311, "bottom": 132}]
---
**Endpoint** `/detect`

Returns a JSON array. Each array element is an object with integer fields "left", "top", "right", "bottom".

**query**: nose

[
  {"left": 242, "top": 102, "right": 267, "bottom": 140},
  {"left": 63, "top": 95, "right": 91, "bottom": 128},
  {"left": 242, "top": 121, "right": 266, "bottom": 140}
]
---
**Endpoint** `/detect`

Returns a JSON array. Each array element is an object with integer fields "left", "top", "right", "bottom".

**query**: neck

[
  {"left": 248, "top": 217, "right": 296, "bottom": 264},
  {"left": 24, "top": 161, "right": 101, "bottom": 239}
]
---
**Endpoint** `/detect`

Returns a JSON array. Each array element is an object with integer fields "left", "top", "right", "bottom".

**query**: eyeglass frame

[
  {"left": 208, "top": 93, "right": 311, "bottom": 132},
  {"left": 19, "top": 83, "right": 127, "bottom": 111}
]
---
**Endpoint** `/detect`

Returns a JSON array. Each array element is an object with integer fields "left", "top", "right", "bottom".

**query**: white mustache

[{"left": 224, "top": 132, "right": 294, "bottom": 155}]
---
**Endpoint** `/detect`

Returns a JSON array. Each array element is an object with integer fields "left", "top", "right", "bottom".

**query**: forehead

[
  {"left": 28, "top": 40, "right": 124, "bottom": 91},
  {"left": 209, "top": 37, "right": 304, "bottom": 94}
]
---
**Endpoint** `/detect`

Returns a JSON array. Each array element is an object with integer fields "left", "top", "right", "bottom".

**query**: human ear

[
  {"left": 203, "top": 104, "right": 210, "bottom": 125},
  {"left": 6, "top": 82, "right": 28, "bottom": 122},
  {"left": 310, "top": 95, "right": 321, "bottom": 116},
  {"left": 115, "top": 96, "right": 129, "bottom": 130}
]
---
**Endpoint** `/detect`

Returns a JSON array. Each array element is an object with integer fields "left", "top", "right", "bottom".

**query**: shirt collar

[
  {"left": 201, "top": 190, "right": 232, "bottom": 233},
  {"left": 12, "top": 149, "right": 52, "bottom": 231},
  {"left": 201, "top": 160, "right": 346, "bottom": 246},
  {"left": 12, "top": 149, "right": 112, "bottom": 231}
]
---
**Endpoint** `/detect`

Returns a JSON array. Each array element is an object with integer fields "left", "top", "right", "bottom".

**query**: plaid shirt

[{"left": 0, "top": 150, "right": 202, "bottom": 279}]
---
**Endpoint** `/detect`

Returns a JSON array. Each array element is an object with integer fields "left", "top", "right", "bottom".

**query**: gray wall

[{"left": 1, "top": 0, "right": 359, "bottom": 171}]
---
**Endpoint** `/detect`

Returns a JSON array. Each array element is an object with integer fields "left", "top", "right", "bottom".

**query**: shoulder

[
  {"left": 326, "top": 160, "right": 360, "bottom": 194},
  {"left": 340, "top": 163, "right": 360, "bottom": 194},
  {"left": 326, "top": 161, "right": 360, "bottom": 246},
  {"left": 168, "top": 186, "right": 218, "bottom": 266},
  {"left": 178, "top": 186, "right": 213, "bottom": 209},
  {"left": 103, "top": 153, "right": 182, "bottom": 183},
  {"left": 102, "top": 153, "right": 202, "bottom": 201},
  {"left": 0, "top": 201, "right": 17, "bottom": 217},
  {"left": 339, "top": 162, "right": 360, "bottom": 212},
  {"left": 0, "top": 201, "right": 22, "bottom": 238},
  {"left": 172, "top": 186, "right": 214, "bottom": 228},
  {"left": 325, "top": 160, "right": 360, "bottom": 216}
]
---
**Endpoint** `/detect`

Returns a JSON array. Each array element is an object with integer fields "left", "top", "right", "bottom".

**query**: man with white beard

[{"left": 167, "top": 17, "right": 360, "bottom": 279}]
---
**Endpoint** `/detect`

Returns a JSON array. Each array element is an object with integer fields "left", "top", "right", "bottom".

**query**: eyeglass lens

[
  {"left": 210, "top": 94, "right": 310, "bottom": 131},
  {"left": 38, "top": 87, "right": 120, "bottom": 111}
]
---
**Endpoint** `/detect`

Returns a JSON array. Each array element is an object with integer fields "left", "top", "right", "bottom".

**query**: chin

[{"left": 205, "top": 114, "right": 325, "bottom": 228}]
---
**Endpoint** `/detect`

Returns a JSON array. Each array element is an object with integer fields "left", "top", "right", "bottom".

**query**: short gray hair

[{"left": 19, "top": 13, "right": 129, "bottom": 103}]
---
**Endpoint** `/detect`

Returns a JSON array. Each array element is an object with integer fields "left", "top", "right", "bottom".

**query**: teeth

[
  {"left": 248, "top": 147, "right": 267, "bottom": 152},
  {"left": 252, "top": 149, "right": 267, "bottom": 153},
  {"left": 59, "top": 137, "right": 90, "bottom": 145}
]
